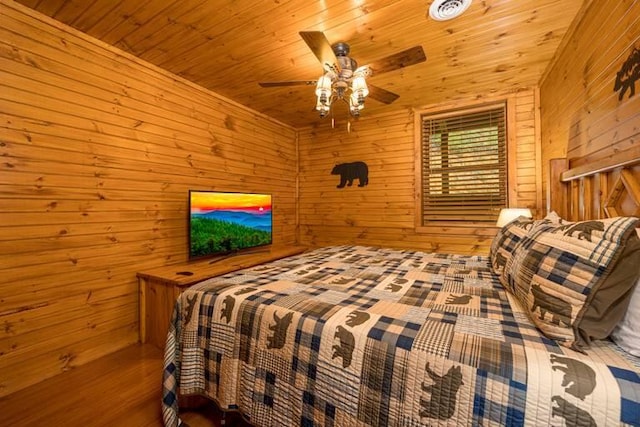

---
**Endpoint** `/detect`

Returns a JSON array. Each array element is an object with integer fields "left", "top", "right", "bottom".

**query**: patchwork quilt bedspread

[{"left": 162, "top": 245, "right": 640, "bottom": 427}]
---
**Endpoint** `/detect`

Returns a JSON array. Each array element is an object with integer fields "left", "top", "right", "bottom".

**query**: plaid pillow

[
  {"left": 489, "top": 216, "right": 534, "bottom": 292},
  {"left": 506, "top": 216, "right": 640, "bottom": 351},
  {"left": 498, "top": 212, "right": 569, "bottom": 292}
]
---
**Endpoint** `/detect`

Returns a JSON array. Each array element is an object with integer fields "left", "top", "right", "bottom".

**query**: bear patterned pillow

[
  {"left": 490, "top": 212, "right": 566, "bottom": 293},
  {"left": 497, "top": 212, "right": 573, "bottom": 294},
  {"left": 489, "top": 216, "right": 534, "bottom": 292},
  {"left": 507, "top": 216, "right": 640, "bottom": 351}
]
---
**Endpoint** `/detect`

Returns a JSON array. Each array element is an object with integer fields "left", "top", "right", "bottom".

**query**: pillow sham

[
  {"left": 505, "top": 216, "right": 640, "bottom": 351},
  {"left": 610, "top": 229, "right": 640, "bottom": 356},
  {"left": 490, "top": 212, "right": 566, "bottom": 292},
  {"left": 489, "top": 216, "right": 534, "bottom": 292}
]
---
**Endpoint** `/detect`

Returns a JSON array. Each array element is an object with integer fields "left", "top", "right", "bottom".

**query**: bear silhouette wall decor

[
  {"left": 614, "top": 46, "right": 639, "bottom": 100},
  {"left": 331, "top": 161, "right": 369, "bottom": 188}
]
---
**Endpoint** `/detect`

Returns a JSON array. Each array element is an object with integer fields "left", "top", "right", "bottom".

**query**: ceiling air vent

[{"left": 429, "top": 0, "right": 472, "bottom": 21}]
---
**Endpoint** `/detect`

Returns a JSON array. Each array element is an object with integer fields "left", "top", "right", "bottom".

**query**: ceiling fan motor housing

[{"left": 332, "top": 42, "right": 350, "bottom": 57}]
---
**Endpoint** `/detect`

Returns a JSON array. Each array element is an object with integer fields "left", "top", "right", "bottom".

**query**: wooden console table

[{"left": 137, "top": 245, "right": 307, "bottom": 349}]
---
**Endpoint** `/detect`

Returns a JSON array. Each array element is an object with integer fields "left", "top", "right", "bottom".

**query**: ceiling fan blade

[
  {"left": 367, "top": 46, "right": 426, "bottom": 75},
  {"left": 259, "top": 80, "right": 317, "bottom": 87},
  {"left": 367, "top": 84, "right": 400, "bottom": 104},
  {"left": 299, "top": 31, "right": 341, "bottom": 74}
]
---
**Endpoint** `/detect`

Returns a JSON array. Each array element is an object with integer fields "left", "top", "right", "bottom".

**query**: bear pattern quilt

[{"left": 162, "top": 246, "right": 640, "bottom": 427}]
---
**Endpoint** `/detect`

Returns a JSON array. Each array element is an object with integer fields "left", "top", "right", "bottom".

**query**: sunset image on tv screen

[{"left": 189, "top": 191, "right": 272, "bottom": 258}]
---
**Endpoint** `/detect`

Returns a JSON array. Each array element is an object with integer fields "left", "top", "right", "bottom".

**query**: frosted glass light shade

[
  {"left": 315, "top": 74, "right": 333, "bottom": 103},
  {"left": 496, "top": 208, "right": 532, "bottom": 227},
  {"left": 351, "top": 75, "right": 369, "bottom": 98}
]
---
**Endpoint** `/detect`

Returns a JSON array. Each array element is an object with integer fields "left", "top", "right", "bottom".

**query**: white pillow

[{"left": 610, "top": 229, "right": 640, "bottom": 356}]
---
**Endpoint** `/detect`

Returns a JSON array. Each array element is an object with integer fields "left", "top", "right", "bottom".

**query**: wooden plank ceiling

[{"left": 15, "top": 0, "right": 587, "bottom": 129}]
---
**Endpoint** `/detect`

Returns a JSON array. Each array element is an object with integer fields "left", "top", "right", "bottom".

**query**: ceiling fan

[{"left": 259, "top": 31, "right": 427, "bottom": 117}]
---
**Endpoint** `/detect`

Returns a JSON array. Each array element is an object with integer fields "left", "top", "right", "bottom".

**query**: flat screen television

[{"left": 188, "top": 190, "right": 272, "bottom": 260}]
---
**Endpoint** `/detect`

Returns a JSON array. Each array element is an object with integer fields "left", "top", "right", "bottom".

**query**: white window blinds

[{"left": 420, "top": 104, "right": 507, "bottom": 223}]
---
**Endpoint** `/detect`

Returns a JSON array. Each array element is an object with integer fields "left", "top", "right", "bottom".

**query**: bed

[{"left": 162, "top": 159, "right": 640, "bottom": 427}]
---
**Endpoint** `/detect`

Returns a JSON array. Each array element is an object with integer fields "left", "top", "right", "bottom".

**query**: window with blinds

[{"left": 419, "top": 104, "right": 507, "bottom": 223}]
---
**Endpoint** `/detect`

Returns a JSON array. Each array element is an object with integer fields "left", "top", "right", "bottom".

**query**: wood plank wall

[
  {"left": 0, "top": 1, "right": 297, "bottom": 397},
  {"left": 540, "top": 0, "right": 640, "bottom": 216},
  {"left": 297, "top": 90, "right": 541, "bottom": 255}
]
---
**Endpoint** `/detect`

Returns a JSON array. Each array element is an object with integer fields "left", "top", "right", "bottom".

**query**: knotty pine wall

[
  {"left": 297, "top": 90, "right": 542, "bottom": 255},
  {"left": 540, "top": 0, "right": 640, "bottom": 215},
  {"left": 0, "top": 1, "right": 297, "bottom": 396}
]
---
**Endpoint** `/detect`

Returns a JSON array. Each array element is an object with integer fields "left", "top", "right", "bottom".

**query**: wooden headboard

[{"left": 549, "top": 149, "right": 640, "bottom": 222}]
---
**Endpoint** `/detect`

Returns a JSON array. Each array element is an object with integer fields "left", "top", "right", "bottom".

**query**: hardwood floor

[{"left": 0, "top": 344, "right": 249, "bottom": 427}]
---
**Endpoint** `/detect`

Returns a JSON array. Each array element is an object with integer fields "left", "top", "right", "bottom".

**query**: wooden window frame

[{"left": 414, "top": 98, "right": 517, "bottom": 230}]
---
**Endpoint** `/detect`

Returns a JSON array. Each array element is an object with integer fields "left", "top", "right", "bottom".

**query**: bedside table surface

[{"left": 137, "top": 245, "right": 308, "bottom": 288}]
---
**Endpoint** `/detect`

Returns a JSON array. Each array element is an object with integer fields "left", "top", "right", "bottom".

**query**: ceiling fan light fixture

[
  {"left": 349, "top": 92, "right": 365, "bottom": 117},
  {"left": 315, "top": 73, "right": 333, "bottom": 106},
  {"left": 429, "top": 0, "right": 472, "bottom": 21},
  {"left": 314, "top": 66, "right": 369, "bottom": 118},
  {"left": 351, "top": 75, "right": 369, "bottom": 101},
  {"left": 316, "top": 99, "right": 331, "bottom": 117}
]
